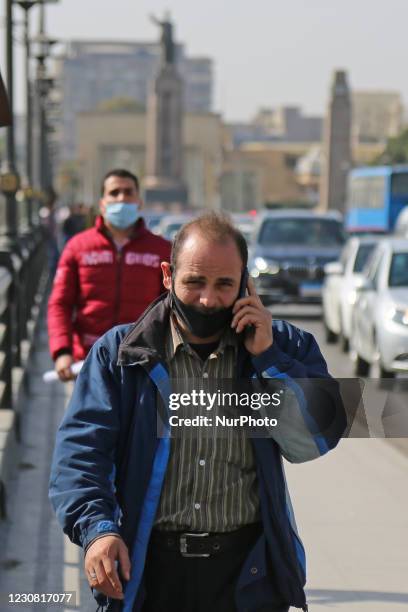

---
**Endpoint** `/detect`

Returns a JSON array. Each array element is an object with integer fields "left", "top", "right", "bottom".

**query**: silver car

[
  {"left": 231, "top": 213, "right": 255, "bottom": 244},
  {"left": 155, "top": 214, "right": 194, "bottom": 240},
  {"left": 322, "top": 236, "right": 378, "bottom": 351},
  {"left": 350, "top": 238, "right": 408, "bottom": 378},
  {"left": 248, "top": 209, "right": 345, "bottom": 304}
]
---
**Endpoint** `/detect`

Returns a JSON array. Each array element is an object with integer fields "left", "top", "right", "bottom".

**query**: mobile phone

[{"left": 238, "top": 267, "right": 249, "bottom": 299}]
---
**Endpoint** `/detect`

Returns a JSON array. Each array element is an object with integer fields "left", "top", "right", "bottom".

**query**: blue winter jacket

[{"left": 49, "top": 294, "right": 345, "bottom": 612}]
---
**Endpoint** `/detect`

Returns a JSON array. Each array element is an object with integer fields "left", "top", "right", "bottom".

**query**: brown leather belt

[{"left": 149, "top": 523, "right": 262, "bottom": 558}]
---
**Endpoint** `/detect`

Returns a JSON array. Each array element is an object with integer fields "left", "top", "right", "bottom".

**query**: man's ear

[{"left": 161, "top": 261, "right": 172, "bottom": 291}]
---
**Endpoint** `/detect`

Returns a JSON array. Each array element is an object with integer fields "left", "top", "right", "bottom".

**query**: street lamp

[
  {"left": 31, "top": 2, "right": 58, "bottom": 198},
  {"left": 14, "top": 0, "right": 59, "bottom": 227},
  {"left": 15, "top": 2, "right": 36, "bottom": 228},
  {"left": 0, "top": 0, "right": 20, "bottom": 244}
]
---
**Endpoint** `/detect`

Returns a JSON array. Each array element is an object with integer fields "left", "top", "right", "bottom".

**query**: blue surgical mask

[{"left": 104, "top": 202, "right": 141, "bottom": 229}]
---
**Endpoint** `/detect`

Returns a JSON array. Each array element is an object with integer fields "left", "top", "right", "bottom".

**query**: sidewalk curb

[
  {"left": 0, "top": 409, "right": 17, "bottom": 518},
  {"left": 0, "top": 272, "right": 49, "bottom": 519}
]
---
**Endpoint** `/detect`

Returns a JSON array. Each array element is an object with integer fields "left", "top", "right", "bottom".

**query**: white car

[
  {"left": 322, "top": 237, "right": 378, "bottom": 350},
  {"left": 395, "top": 206, "right": 408, "bottom": 237},
  {"left": 350, "top": 238, "right": 408, "bottom": 378}
]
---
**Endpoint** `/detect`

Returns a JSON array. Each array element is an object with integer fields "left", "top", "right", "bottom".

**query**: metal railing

[{"left": 0, "top": 196, "right": 47, "bottom": 410}]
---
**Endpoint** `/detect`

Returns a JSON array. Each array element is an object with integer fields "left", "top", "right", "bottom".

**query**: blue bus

[{"left": 345, "top": 165, "right": 408, "bottom": 233}]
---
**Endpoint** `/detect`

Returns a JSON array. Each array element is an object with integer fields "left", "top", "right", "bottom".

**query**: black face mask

[{"left": 170, "top": 290, "right": 234, "bottom": 339}]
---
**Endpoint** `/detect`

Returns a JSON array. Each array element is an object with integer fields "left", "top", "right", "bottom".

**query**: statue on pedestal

[
  {"left": 144, "top": 13, "right": 188, "bottom": 207},
  {"left": 150, "top": 13, "right": 175, "bottom": 66}
]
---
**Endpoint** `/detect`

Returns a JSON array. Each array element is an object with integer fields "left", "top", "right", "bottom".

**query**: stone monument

[
  {"left": 143, "top": 14, "right": 188, "bottom": 208},
  {"left": 320, "top": 70, "right": 352, "bottom": 214}
]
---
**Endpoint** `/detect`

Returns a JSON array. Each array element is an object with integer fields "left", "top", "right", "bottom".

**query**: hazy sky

[{"left": 1, "top": 0, "right": 408, "bottom": 120}]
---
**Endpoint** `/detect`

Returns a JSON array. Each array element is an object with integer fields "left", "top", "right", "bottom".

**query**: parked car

[
  {"left": 143, "top": 212, "right": 165, "bottom": 234},
  {"left": 155, "top": 214, "right": 194, "bottom": 241},
  {"left": 248, "top": 209, "right": 346, "bottom": 303},
  {"left": 395, "top": 206, "right": 408, "bottom": 237},
  {"left": 350, "top": 237, "right": 408, "bottom": 378},
  {"left": 322, "top": 236, "right": 378, "bottom": 350},
  {"left": 231, "top": 213, "right": 255, "bottom": 243}
]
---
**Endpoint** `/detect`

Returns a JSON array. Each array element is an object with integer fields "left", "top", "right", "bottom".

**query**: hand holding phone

[{"left": 232, "top": 270, "right": 273, "bottom": 355}]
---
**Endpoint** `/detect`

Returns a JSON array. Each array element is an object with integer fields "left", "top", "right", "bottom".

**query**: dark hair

[
  {"left": 101, "top": 168, "right": 140, "bottom": 195},
  {"left": 171, "top": 211, "right": 248, "bottom": 271}
]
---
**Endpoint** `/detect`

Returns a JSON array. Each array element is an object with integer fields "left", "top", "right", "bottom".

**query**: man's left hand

[{"left": 231, "top": 276, "right": 273, "bottom": 356}]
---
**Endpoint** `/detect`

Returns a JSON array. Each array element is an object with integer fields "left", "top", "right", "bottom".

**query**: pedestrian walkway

[
  {"left": 0, "top": 318, "right": 94, "bottom": 611},
  {"left": 285, "top": 438, "right": 408, "bottom": 611}
]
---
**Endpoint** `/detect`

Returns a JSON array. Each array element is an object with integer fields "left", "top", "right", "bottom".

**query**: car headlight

[
  {"left": 254, "top": 257, "right": 268, "bottom": 271},
  {"left": 253, "top": 257, "right": 280, "bottom": 275},
  {"left": 387, "top": 307, "right": 408, "bottom": 326}
]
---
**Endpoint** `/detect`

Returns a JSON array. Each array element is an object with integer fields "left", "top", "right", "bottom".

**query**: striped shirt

[{"left": 154, "top": 315, "right": 260, "bottom": 532}]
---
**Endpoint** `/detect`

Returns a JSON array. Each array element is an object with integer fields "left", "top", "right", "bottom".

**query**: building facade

[
  {"left": 54, "top": 40, "right": 213, "bottom": 161},
  {"left": 227, "top": 106, "right": 323, "bottom": 147},
  {"left": 352, "top": 90, "right": 404, "bottom": 143},
  {"left": 75, "top": 110, "right": 223, "bottom": 211}
]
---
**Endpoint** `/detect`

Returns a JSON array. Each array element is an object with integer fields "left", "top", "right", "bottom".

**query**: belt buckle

[{"left": 180, "top": 532, "right": 210, "bottom": 558}]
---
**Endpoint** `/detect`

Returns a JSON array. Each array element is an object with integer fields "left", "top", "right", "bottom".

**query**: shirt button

[
  {"left": 250, "top": 566, "right": 258, "bottom": 575},
  {"left": 199, "top": 459, "right": 206, "bottom": 466},
  {"left": 203, "top": 372, "right": 209, "bottom": 378},
  {"left": 194, "top": 503, "right": 201, "bottom": 510}
]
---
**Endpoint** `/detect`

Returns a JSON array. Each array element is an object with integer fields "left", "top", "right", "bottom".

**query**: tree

[
  {"left": 374, "top": 128, "right": 408, "bottom": 165},
  {"left": 96, "top": 97, "right": 145, "bottom": 113}
]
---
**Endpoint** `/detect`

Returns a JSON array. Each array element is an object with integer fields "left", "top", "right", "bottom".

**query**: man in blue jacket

[{"left": 49, "top": 212, "right": 345, "bottom": 612}]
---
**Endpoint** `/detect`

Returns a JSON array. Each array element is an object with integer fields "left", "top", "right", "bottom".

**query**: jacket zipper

[{"left": 113, "top": 248, "right": 123, "bottom": 326}]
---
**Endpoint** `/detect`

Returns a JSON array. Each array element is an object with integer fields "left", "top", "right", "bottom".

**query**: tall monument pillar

[
  {"left": 320, "top": 70, "right": 352, "bottom": 213},
  {"left": 144, "top": 15, "right": 188, "bottom": 208}
]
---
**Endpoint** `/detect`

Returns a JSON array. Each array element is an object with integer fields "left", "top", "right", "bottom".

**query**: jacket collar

[
  {"left": 117, "top": 292, "right": 251, "bottom": 376},
  {"left": 117, "top": 293, "right": 172, "bottom": 368}
]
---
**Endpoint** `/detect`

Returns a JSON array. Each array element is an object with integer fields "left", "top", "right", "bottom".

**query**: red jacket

[{"left": 48, "top": 216, "right": 171, "bottom": 361}]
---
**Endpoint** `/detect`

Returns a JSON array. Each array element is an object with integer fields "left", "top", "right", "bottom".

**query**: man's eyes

[
  {"left": 186, "top": 280, "right": 233, "bottom": 287},
  {"left": 109, "top": 189, "right": 133, "bottom": 196}
]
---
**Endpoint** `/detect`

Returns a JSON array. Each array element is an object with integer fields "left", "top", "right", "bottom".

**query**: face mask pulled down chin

[
  {"left": 104, "top": 202, "right": 141, "bottom": 229},
  {"left": 171, "top": 291, "right": 233, "bottom": 339}
]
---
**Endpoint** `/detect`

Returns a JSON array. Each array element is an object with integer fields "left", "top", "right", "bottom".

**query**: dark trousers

[{"left": 141, "top": 530, "right": 289, "bottom": 612}]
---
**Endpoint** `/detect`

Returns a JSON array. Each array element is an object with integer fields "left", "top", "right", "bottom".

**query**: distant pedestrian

[
  {"left": 40, "top": 187, "right": 60, "bottom": 279},
  {"left": 61, "top": 203, "right": 88, "bottom": 243},
  {"left": 47, "top": 168, "right": 171, "bottom": 382}
]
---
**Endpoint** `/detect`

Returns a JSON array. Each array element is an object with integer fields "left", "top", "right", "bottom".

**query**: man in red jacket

[{"left": 48, "top": 168, "right": 171, "bottom": 381}]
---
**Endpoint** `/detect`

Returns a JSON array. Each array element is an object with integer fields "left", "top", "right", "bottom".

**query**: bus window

[
  {"left": 369, "top": 176, "right": 386, "bottom": 208},
  {"left": 391, "top": 173, "right": 408, "bottom": 197}
]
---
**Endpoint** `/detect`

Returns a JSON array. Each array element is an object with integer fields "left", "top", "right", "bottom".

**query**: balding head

[{"left": 171, "top": 212, "right": 248, "bottom": 273}]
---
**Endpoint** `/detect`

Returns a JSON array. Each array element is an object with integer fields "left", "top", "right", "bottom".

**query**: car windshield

[
  {"left": 389, "top": 252, "right": 408, "bottom": 287},
  {"left": 353, "top": 244, "right": 376, "bottom": 272},
  {"left": 163, "top": 223, "right": 183, "bottom": 240},
  {"left": 259, "top": 218, "right": 345, "bottom": 247},
  {"left": 146, "top": 217, "right": 162, "bottom": 231}
]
